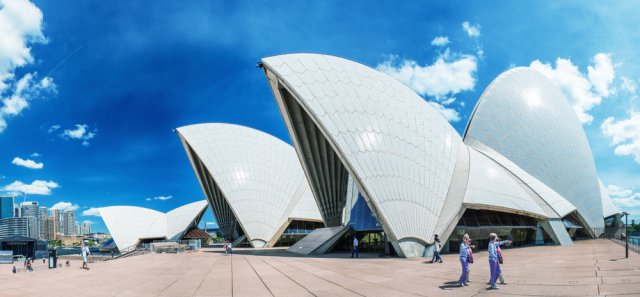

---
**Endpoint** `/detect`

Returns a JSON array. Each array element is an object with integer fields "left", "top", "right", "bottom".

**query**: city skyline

[{"left": 0, "top": 1, "right": 639, "bottom": 233}]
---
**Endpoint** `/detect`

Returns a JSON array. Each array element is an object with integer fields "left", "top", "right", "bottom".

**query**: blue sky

[{"left": 1, "top": 1, "right": 639, "bottom": 233}]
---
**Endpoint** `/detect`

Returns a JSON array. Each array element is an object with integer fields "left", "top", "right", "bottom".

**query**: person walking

[
  {"left": 467, "top": 239, "right": 474, "bottom": 283},
  {"left": 487, "top": 233, "right": 511, "bottom": 290},
  {"left": 458, "top": 234, "right": 472, "bottom": 287},
  {"left": 431, "top": 235, "right": 443, "bottom": 263},
  {"left": 81, "top": 244, "right": 91, "bottom": 270},
  {"left": 351, "top": 236, "right": 359, "bottom": 258}
]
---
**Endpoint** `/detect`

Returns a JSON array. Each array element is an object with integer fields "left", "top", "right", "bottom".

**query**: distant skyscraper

[
  {"left": 0, "top": 217, "right": 30, "bottom": 238},
  {"left": 21, "top": 202, "right": 40, "bottom": 239},
  {"left": 80, "top": 221, "right": 91, "bottom": 235},
  {"left": 51, "top": 209, "right": 61, "bottom": 239},
  {"left": 20, "top": 201, "right": 39, "bottom": 218},
  {"left": 63, "top": 210, "right": 77, "bottom": 236},
  {"left": 41, "top": 217, "right": 55, "bottom": 240},
  {"left": 0, "top": 196, "right": 14, "bottom": 219},
  {"left": 39, "top": 206, "right": 48, "bottom": 240},
  {"left": 39, "top": 207, "right": 47, "bottom": 220}
]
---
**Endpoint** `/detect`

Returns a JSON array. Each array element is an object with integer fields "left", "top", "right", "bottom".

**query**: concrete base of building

[
  {"left": 287, "top": 226, "right": 351, "bottom": 255},
  {"left": 542, "top": 218, "right": 574, "bottom": 246},
  {"left": 392, "top": 238, "right": 427, "bottom": 258}
]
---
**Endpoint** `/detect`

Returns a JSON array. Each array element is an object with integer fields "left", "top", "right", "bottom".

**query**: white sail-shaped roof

[
  {"left": 177, "top": 123, "right": 322, "bottom": 248},
  {"left": 464, "top": 67, "right": 604, "bottom": 233},
  {"left": 464, "top": 148, "right": 547, "bottom": 218},
  {"left": 99, "top": 200, "right": 207, "bottom": 252},
  {"left": 167, "top": 200, "right": 209, "bottom": 240},
  {"left": 262, "top": 53, "right": 463, "bottom": 257}
]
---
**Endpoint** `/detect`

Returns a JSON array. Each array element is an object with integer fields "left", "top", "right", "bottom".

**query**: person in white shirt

[
  {"left": 351, "top": 236, "right": 359, "bottom": 258},
  {"left": 81, "top": 244, "right": 90, "bottom": 270},
  {"left": 431, "top": 234, "right": 443, "bottom": 263}
]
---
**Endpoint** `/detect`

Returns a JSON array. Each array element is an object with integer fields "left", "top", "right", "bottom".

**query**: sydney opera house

[
  {"left": 177, "top": 123, "right": 324, "bottom": 248},
  {"left": 99, "top": 200, "right": 209, "bottom": 252},
  {"left": 176, "top": 53, "right": 620, "bottom": 258}
]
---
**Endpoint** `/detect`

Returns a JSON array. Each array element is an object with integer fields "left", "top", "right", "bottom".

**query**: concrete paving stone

[
  {"left": 0, "top": 240, "right": 639, "bottom": 296},
  {"left": 599, "top": 283, "right": 640, "bottom": 295}
]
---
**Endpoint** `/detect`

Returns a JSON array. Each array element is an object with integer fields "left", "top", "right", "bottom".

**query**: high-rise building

[
  {"left": 39, "top": 207, "right": 47, "bottom": 220},
  {"left": 40, "top": 217, "right": 55, "bottom": 240},
  {"left": 0, "top": 217, "right": 30, "bottom": 238},
  {"left": 80, "top": 221, "right": 91, "bottom": 235},
  {"left": 0, "top": 196, "right": 14, "bottom": 219},
  {"left": 21, "top": 202, "right": 40, "bottom": 239},
  {"left": 63, "top": 210, "right": 77, "bottom": 236},
  {"left": 51, "top": 209, "right": 61, "bottom": 239},
  {"left": 20, "top": 201, "right": 39, "bottom": 218},
  {"left": 39, "top": 206, "right": 48, "bottom": 240}
]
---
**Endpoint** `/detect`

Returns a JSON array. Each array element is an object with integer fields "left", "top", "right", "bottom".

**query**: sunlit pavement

[{"left": 0, "top": 240, "right": 638, "bottom": 296}]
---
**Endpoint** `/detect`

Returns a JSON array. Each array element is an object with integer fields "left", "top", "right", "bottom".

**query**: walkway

[{"left": 0, "top": 240, "right": 638, "bottom": 296}]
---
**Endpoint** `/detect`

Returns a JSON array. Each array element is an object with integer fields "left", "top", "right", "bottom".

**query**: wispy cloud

[
  {"left": 601, "top": 111, "right": 640, "bottom": 163},
  {"left": 59, "top": 124, "right": 97, "bottom": 146},
  {"left": 530, "top": 53, "right": 616, "bottom": 124},
  {"left": 12, "top": 157, "right": 43, "bottom": 169},
  {"left": 145, "top": 195, "right": 173, "bottom": 201},
  {"left": 0, "top": 0, "right": 56, "bottom": 133},
  {"left": 462, "top": 21, "right": 480, "bottom": 37},
  {"left": 376, "top": 47, "right": 478, "bottom": 122},
  {"left": 82, "top": 207, "right": 101, "bottom": 217},
  {"left": 431, "top": 36, "right": 450, "bottom": 47},
  {"left": 607, "top": 185, "right": 640, "bottom": 209},
  {"left": 51, "top": 201, "right": 79, "bottom": 212}
]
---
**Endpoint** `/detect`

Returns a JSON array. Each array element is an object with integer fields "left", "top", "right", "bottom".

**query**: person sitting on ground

[{"left": 12, "top": 266, "right": 16, "bottom": 274}]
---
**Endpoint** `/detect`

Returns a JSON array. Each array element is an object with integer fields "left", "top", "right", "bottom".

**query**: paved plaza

[{"left": 0, "top": 240, "right": 639, "bottom": 296}]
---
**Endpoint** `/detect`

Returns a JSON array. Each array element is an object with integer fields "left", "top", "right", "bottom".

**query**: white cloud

[
  {"left": 82, "top": 207, "right": 101, "bottom": 217},
  {"left": 60, "top": 124, "right": 97, "bottom": 145},
  {"left": 429, "top": 101, "right": 460, "bottom": 122},
  {"left": 30, "top": 152, "right": 40, "bottom": 157},
  {"left": 607, "top": 184, "right": 640, "bottom": 209},
  {"left": 621, "top": 77, "right": 637, "bottom": 94},
  {"left": 82, "top": 220, "right": 95, "bottom": 224},
  {"left": 0, "top": 0, "right": 55, "bottom": 133},
  {"left": 608, "top": 185, "right": 633, "bottom": 198},
  {"left": 50, "top": 201, "right": 79, "bottom": 212},
  {"left": 377, "top": 53, "right": 477, "bottom": 99},
  {"left": 530, "top": 53, "right": 616, "bottom": 124},
  {"left": 431, "top": 36, "right": 450, "bottom": 47},
  {"left": 601, "top": 111, "right": 640, "bottom": 163},
  {"left": 3, "top": 179, "right": 58, "bottom": 195},
  {"left": 48, "top": 124, "right": 60, "bottom": 133},
  {"left": 462, "top": 21, "right": 480, "bottom": 37},
  {"left": 11, "top": 157, "right": 43, "bottom": 169},
  {"left": 145, "top": 195, "right": 173, "bottom": 201},
  {"left": 588, "top": 53, "right": 615, "bottom": 97},
  {"left": 376, "top": 49, "right": 477, "bottom": 123}
]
